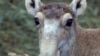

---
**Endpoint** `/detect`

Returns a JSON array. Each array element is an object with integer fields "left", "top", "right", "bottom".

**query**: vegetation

[{"left": 0, "top": 0, "right": 100, "bottom": 56}]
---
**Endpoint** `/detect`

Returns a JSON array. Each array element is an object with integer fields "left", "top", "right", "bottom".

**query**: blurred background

[{"left": 0, "top": 0, "right": 100, "bottom": 56}]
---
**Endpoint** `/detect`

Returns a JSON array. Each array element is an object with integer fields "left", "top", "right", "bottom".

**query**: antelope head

[{"left": 25, "top": 0, "right": 87, "bottom": 56}]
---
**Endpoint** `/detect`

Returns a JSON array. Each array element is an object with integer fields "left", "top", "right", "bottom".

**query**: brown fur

[
  {"left": 39, "top": 3, "right": 75, "bottom": 19},
  {"left": 72, "top": 20, "right": 100, "bottom": 56},
  {"left": 25, "top": 0, "right": 100, "bottom": 56},
  {"left": 39, "top": 3, "right": 100, "bottom": 56}
]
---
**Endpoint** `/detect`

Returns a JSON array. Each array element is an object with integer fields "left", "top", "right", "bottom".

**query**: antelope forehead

[{"left": 40, "top": 3, "right": 74, "bottom": 18}]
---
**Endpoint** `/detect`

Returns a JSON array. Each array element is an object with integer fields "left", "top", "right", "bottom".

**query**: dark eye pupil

[
  {"left": 34, "top": 17, "right": 40, "bottom": 25},
  {"left": 66, "top": 19, "right": 73, "bottom": 27}
]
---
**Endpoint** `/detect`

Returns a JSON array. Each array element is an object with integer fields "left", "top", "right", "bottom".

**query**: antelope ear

[
  {"left": 70, "top": 0, "right": 87, "bottom": 17},
  {"left": 25, "top": 0, "right": 44, "bottom": 16}
]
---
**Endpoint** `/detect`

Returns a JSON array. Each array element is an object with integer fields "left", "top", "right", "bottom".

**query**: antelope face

[
  {"left": 35, "top": 5, "right": 74, "bottom": 56},
  {"left": 25, "top": 0, "right": 87, "bottom": 56},
  {"left": 36, "top": 4, "right": 74, "bottom": 40}
]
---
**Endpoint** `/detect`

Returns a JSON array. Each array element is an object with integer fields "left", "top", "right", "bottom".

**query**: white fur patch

[
  {"left": 39, "top": 40, "right": 57, "bottom": 56},
  {"left": 43, "top": 19, "right": 59, "bottom": 40},
  {"left": 39, "top": 19, "right": 60, "bottom": 56}
]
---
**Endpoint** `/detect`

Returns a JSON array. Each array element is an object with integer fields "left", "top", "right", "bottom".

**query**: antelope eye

[
  {"left": 65, "top": 19, "right": 73, "bottom": 27},
  {"left": 34, "top": 17, "right": 40, "bottom": 25}
]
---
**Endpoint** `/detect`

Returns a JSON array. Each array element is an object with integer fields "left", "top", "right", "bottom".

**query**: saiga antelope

[{"left": 25, "top": 0, "right": 100, "bottom": 56}]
